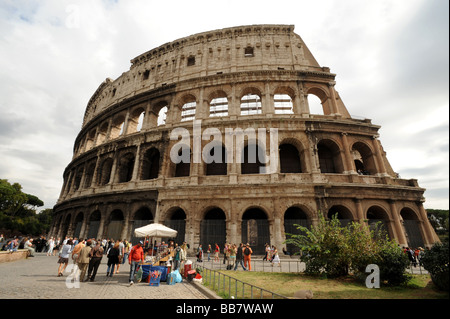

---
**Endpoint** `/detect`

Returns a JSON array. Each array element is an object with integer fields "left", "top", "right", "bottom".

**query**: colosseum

[{"left": 50, "top": 24, "right": 439, "bottom": 254}]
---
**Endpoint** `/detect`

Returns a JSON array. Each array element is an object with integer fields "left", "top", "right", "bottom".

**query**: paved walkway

[{"left": 0, "top": 253, "right": 210, "bottom": 299}]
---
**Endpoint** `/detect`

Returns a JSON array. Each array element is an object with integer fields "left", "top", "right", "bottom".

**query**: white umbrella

[{"left": 134, "top": 223, "right": 177, "bottom": 238}]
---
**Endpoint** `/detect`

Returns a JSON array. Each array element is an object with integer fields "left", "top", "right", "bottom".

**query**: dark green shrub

[{"left": 421, "top": 242, "right": 449, "bottom": 291}]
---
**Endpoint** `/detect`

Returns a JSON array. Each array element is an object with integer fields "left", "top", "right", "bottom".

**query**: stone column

[
  {"left": 328, "top": 82, "right": 339, "bottom": 115},
  {"left": 131, "top": 144, "right": 141, "bottom": 181},
  {"left": 341, "top": 132, "right": 355, "bottom": 174},
  {"left": 372, "top": 136, "right": 387, "bottom": 176},
  {"left": 354, "top": 199, "right": 365, "bottom": 222},
  {"left": 389, "top": 200, "right": 407, "bottom": 246},
  {"left": 417, "top": 202, "right": 437, "bottom": 246}
]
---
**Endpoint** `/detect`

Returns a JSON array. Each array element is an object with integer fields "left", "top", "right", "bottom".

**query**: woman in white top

[
  {"left": 271, "top": 246, "right": 280, "bottom": 267},
  {"left": 57, "top": 239, "right": 73, "bottom": 277},
  {"left": 46, "top": 237, "right": 55, "bottom": 256}
]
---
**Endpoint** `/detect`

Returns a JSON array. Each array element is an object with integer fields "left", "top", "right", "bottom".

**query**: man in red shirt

[{"left": 128, "top": 241, "right": 144, "bottom": 285}]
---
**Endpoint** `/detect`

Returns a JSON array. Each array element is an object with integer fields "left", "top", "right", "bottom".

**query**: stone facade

[{"left": 50, "top": 25, "right": 439, "bottom": 253}]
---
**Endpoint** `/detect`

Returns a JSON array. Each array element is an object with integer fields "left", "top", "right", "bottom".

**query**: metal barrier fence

[
  {"left": 407, "top": 262, "right": 428, "bottom": 275},
  {"left": 192, "top": 257, "right": 305, "bottom": 273},
  {"left": 193, "top": 263, "right": 289, "bottom": 299}
]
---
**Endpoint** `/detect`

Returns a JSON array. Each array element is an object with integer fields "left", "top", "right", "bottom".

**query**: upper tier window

[
  {"left": 240, "top": 94, "right": 262, "bottom": 115},
  {"left": 181, "top": 101, "right": 196, "bottom": 121},
  {"left": 274, "top": 94, "right": 294, "bottom": 114},
  {"left": 210, "top": 97, "right": 228, "bottom": 117},
  {"left": 244, "top": 47, "right": 254, "bottom": 57},
  {"left": 187, "top": 56, "right": 195, "bottom": 66}
]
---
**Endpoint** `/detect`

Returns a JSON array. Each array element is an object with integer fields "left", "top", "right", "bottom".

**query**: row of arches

[
  {"left": 76, "top": 83, "right": 334, "bottom": 156},
  {"left": 53, "top": 203, "right": 425, "bottom": 254},
  {"left": 64, "top": 136, "right": 381, "bottom": 195}
]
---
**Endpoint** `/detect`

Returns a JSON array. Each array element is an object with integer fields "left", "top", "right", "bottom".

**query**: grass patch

[{"left": 200, "top": 270, "right": 449, "bottom": 299}]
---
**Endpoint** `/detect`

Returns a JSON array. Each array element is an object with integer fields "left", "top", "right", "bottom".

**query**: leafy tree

[
  {"left": 0, "top": 178, "right": 51, "bottom": 237},
  {"left": 0, "top": 179, "right": 28, "bottom": 216}
]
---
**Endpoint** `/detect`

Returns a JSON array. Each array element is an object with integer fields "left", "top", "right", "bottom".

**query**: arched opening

[
  {"left": 164, "top": 208, "right": 186, "bottom": 245},
  {"left": 327, "top": 205, "right": 353, "bottom": 227},
  {"left": 240, "top": 93, "right": 262, "bottom": 115},
  {"left": 96, "top": 122, "right": 108, "bottom": 146},
  {"left": 401, "top": 208, "right": 424, "bottom": 249},
  {"left": 85, "top": 129, "right": 96, "bottom": 151},
  {"left": 110, "top": 115, "right": 126, "bottom": 139},
  {"left": 284, "top": 206, "right": 310, "bottom": 254},
  {"left": 73, "top": 169, "right": 83, "bottom": 191},
  {"left": 241, "top": 208, "right": 270, "bottom": 254},
  {"left": 307, "top": 94, "right": 323, "bottom": 115},
  {"left": 157, "top": 106, "right": 168, "bottom": 126},
  {"left": 106, "top": 209, "right": 124, "bottom": 240},
  {"left": 73, "top": 212, "right": 84, "bottom": 239},
  {"left": 87, "top": 210, "right": 101, "bottom": 239},
  {"left": 131, "top": 207, "right": 154, "bottom": 245},
  {"left": 117, "top": 152, "right": 135, "bottom": 183},
  {"left": 209, "top": 96, "right": 228, "bottom": 117},
  {"left": 205, "top": 144, "right": 227, "bottom": 176},
  {"left": 136, "top": 111, "right": 145, "bottom": 132},
  {"left": 61, "top": 214, "right": 72, "bottom": 239},
  {"left": 352, "top": 142, "right": 377, "bottom": 175},
  {"left": 274, "top": 94, "right": 294, "bottom": 114},
  {"left": 241, "top": 143, "right": 266, "bottom": 174},
  {"left": 317, "top": 139, "right": 344, "bottom": 174},
  {"left": 83, "top": 161, "right": 96, "bottom": 189},
  {"left": 174, "top": 146, "right": 191, "bottom": 177},
  {"left": 181, "top": 100, "right": 196, "bottom": 122},
  {"left": 200, "top": 208, "right": 227, "bottom": 252},
  {"left": 366, "top": 206, "right": 391, "bottom": 239},
  {"left": 98, "top": 157, "right": 113, "bottom": 185},
  {"left": 279, "top": 144, "right": 302, "bottom": 173},
  {"left": 141, "top": 148, "right": 160, "bottom": 180}
]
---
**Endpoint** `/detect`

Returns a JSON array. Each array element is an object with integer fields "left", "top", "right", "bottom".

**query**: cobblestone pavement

[{"left": 0, "top": 253, "right": 209, "bottom": 299}]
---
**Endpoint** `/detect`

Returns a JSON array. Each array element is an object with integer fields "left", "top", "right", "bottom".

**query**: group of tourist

[
  {"left": 403, "top": 246, "right": 426, "bottom": 267},
  {"left": 196, "top": 242, "right": 281, "bottom": 270},
  {"left": 54, "top": 237, "right": 135, "bottom": 281}
]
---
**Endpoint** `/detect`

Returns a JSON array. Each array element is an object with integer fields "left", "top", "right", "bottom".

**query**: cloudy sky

[{"left": 0, "top": 0, "right": 448, "bottom": 211}]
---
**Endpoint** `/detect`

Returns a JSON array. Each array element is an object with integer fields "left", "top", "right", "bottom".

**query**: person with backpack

[
  {"left": 243, "top": 243, "right": 253, "bottom": 271},
  {"left": 234, "top": 243, "right": 247, "bottom": 271}
]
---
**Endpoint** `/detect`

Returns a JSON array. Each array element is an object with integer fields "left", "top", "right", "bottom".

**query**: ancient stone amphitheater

[{"left": 50, "top": 24, "right": 438, "bottom": 253}]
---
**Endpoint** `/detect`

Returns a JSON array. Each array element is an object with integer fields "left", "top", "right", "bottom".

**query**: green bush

[
  {"left": 421, "top": 242, "right": 449, "bottom": 291},
  {"left": 285, "top": 214, "right": 411, "bottom": 286}
]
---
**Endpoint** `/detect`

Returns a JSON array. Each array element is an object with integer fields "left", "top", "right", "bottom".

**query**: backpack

[{"left": 244, "top": 247, "right": 250, "bottom": 256}]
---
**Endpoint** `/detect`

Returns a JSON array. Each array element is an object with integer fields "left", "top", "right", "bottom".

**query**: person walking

[
  {"left": 207, "top": 244, "right": 211, "bottom": 261},
  {"left": 128, "top": 241, "right": 144, "bottom": 285},
  {"left": 271, "top": 246, "right": 280, "bottom": 267},
  {"left": 214, "top": 243, "right": 220, "bottom": 262},
  {"left": 115, "top": 240, "right": 124, "bottom": 274},
  {"left": 46, "top": 237, "right": 55, "bottom": 256},
  {"left": 57, "top": 239, "right": 73, "bottom": 277},
  {"left": 76, "top": 240, "right": 92, "bottom": 282},
  {"left": 228, "top": 244, "right": 237, "bottom": 269},
  {"left": 106, "top": 242, "right": 120, "bottom": 277},
  {"left": 243, "top": 243, "right": 253, "bottom": 271},
  {"left": 87, "top": 241, "right": 104, "bottom": 282},
  {"left": 71, "top": 238, "right": 85, "bottom": 264},
  {"left": 234, "top": 243, "right": 247, "bottom": 271},
  {"left": 263, "top": 243, "right": 270, "bottom": 261}
]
